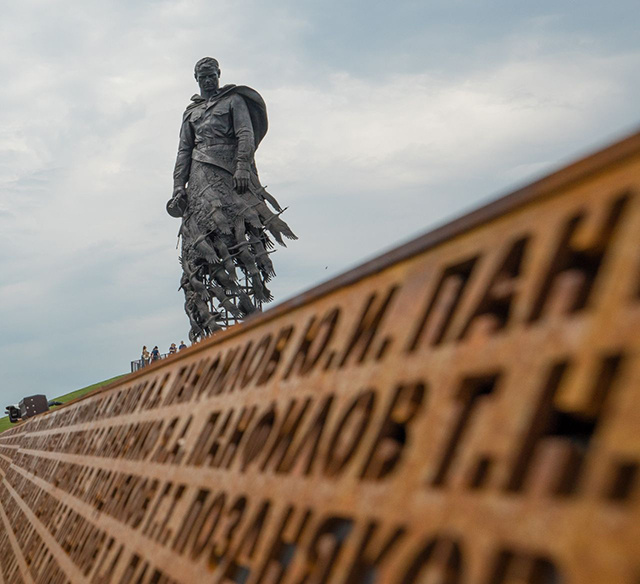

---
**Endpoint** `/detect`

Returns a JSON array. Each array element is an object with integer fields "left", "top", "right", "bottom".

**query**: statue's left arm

[
  {"left": 173, "top": 113, "right": 195, "bottom": 196},
  {"left": 231, "top": 94, "right": 255, "bottom": 194},
  {"left": 166, "top": 112, "right": 195, "bottom": 217}
]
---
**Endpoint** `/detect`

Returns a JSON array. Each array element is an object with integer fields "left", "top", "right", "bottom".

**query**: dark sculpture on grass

[{"left": 167, "top": 57, "right": 296, "bottom": 341}]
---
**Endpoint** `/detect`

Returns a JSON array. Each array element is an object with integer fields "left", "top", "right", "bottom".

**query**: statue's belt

[{"left": 192, "top": 146, "right": 235, "bottom": 174}]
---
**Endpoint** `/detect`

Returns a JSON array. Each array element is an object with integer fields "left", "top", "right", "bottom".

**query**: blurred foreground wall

[{"left": 1, "top": 130, "right": 640, "bottom": 583}]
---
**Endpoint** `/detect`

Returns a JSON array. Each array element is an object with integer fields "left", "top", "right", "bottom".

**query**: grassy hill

[{"left": 0, "top": 374, "right": 127, "bottom": 434}]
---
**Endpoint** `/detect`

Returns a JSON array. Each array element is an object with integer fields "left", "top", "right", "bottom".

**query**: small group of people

[
  {"left": 140, "top": 341, "right": 188, "bottom": 367},
  {"left": 168, "top": 341, "right": 188, "bottom": 354}
]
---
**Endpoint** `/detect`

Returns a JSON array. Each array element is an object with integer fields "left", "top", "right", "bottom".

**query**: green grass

[
  {"left": 52, "top": 375, "right": 127, "bottom": 404},
  {"left": 0, "top": 374, "right": 127, "bottom": 434}
]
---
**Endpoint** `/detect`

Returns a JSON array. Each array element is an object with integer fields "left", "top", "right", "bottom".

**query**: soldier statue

[{"left": 167, "top": 57, "right": 296, "bottom": 341}]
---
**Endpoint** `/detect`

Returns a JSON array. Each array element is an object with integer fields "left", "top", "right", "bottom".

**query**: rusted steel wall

[{"left": 2, "top": 130, "right": 640, "bottom": 583}]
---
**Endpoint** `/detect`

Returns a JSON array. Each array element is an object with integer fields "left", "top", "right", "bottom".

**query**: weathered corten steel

[{"left": 2, "top": 129, "right": 640, "bottom": 583}]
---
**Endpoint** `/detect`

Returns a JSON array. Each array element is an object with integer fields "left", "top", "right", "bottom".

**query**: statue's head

[{"left": 194, "top": 57, "right": 220, "bottom": 96}]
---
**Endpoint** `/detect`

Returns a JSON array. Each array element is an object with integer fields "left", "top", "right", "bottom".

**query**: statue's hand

[
  {"left": 167, "top": 186, "right": 187, "bottom": 218},
  {"left": 233, "top": 169, "right": 250, "bottom": 194},
  {"left": 173, "top": 185, "right": 187, "bottom": 199}
]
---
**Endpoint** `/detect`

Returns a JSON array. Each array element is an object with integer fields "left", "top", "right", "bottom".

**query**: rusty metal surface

[{"left": 2, "top": 129, "right": 640, "bottom": 583}]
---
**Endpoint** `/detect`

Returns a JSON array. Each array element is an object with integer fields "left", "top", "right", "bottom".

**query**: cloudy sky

[{"left": 0, "top": 0, "right": 638, "bottom": 407}]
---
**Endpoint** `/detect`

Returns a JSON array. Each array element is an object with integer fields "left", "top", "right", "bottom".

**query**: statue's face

[{"left": 197, "top": 67, "right": 220, "bottom": 95}]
